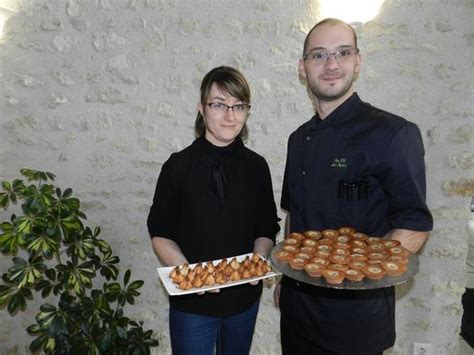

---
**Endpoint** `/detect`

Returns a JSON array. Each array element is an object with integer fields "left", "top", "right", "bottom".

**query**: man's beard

[{"left": 308, "top": 72, "right": 355, "bottom": 102}]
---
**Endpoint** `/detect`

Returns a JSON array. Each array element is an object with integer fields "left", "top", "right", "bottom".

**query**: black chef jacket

[{"left": 280, "top": 93, "right": 433, "bottom": 354}]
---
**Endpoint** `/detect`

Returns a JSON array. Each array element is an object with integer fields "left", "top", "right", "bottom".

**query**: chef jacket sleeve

[{"left": 380, "top": 122, "right": 433, "bottom": 231}]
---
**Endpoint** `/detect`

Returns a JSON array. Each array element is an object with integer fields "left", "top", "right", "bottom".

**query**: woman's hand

[{"left": 197, "top": 288, "right": 220, "bottom": 295}]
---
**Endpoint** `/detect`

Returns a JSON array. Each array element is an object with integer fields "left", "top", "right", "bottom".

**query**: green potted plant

[{"left": 0, "top": 168, "right": 158, "bottom": 354}]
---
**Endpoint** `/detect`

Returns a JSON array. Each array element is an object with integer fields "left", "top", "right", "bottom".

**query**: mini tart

[
  {"left": 282, "top": 245, "right": 298, "bottom": 253},
  {"left": 321, "top": 269, "right": 345, "bottom": 284},
  {"left": 362, "top": 265, "right": 386, "bottom": 280},
  {"left": 334, "top": 242, "right": 351, "bottom": 250},
  {"left": 317, "top": 244, "right": 333, "bottom": 252},
  {"left": 328, "top": 263, "right": 349, "bottom": 272},
  {"left": 335, "top": 235, "right": 351, "bottom": 243},
  {"left": 288, "top": 257, "right": 307, "bottom": 270},
  {"left": 368, "top": 252, "right": 388, "bottom": 261},
  {"left": 304, "top": 263, "right": 324, "bottom": 277},
  {"left": 283, "top": 237, "right": 300, "bottom": 247},
  {"left": 304, "top": 230, "right": 322, "bottom": 240},
  {"left": 367, "top": 259, "right": 383, "bottom": 265},
  {"left": 311, "top": 257, "right": 330, "bottom": 267},
  {"left": 367, "top": 236, "right": 382, "bottom": 244},
  {"left": 338, "top": 226, "right": 356, "bottom": 235},
  {"left": 295, "top": 252, "right": 312, "bottom": 261},
  {"left": 275, "top": 250, "right": 294, "bottom": 262},
  {"left": 289, "top": 232, "right": 306, "bottom": 241},
  {"left": 350, "top": 253, "right": 368, "bottom": 262},
  {"left": 368, "top": 243, "right": 385, "bottom": 252},
  {"left": 351, "top": 247, "right": 368, "bottom": 255},
  {"left": 303, "top": 239, "right": 318, "bottom": 247},
  {"left": 388, "top": 255, "right": 409, "bottom": 266},
  {"left": 381, "top": 239, "right": 401, "bottom": 248},
  {"left": 352, "top": 232, "right": 368, "bottom": 240},
  {"left": 388, "top": 246, "right": 411, "bottom": 258},
  {"left": 348, "top": 260, "right": 367, "bottom": 270},
  {"left": 382, "top": 260, "right": 407, "bottom": 277},
  {"left": 329, "top": 254, "right": 350, "bottom": 265},
  {"left": 315, "top": 250, "right": 331, "bottom": 258},
  {"left": 318, "top": 238, "right": 334, "bottom": 246},
  {"left": 300, "top": 246, "right": 316, "bottom": 255},
  {"left": 345, "top": 269, "right": 365, "bottom": 282},
  {"left": 332, "top": 248, "right": 350, "bottom": 256},
  {"left": 322, "top": 229, "right": 339, "bottom": 238},
  {"left": 288, "top": 232, "right": 305, "bottom": 242},
  {"left": 351, "top": 240, "right": 368, "bottom": 248}
]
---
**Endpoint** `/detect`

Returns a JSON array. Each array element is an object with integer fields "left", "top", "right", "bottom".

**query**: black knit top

[{"left": 147, "top": 137, "right": 280, "bottom": 316}]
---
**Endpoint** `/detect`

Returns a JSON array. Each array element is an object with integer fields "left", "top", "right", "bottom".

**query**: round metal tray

[{"left": 270, "top": 242, "right": 419, "bottom": 290}]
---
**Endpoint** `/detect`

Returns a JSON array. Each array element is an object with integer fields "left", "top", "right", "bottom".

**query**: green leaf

[
  {"left": 2, "top": 181, "right": 12, "bottom": 192},
  {"left": 45, "top": 268, "right": 56, "bottom": 281},
  {"left": 124, "top": 269, "right": 131, "bottom": 286},
  {"left": 62, "top": 188, "right": 73, "bottom": 199},
  {"left": 60, "top": 216, "right": 82, "bottom": 232},
  {"left": 25, "top": 233, "right": 60, "bottom": 258},
  {"left": 50, "top": 312, "right": 68, "bottom": 335},
  {"left": 98, "top": 249, "right": 119, "bottom": 281},
  {"left": 127, "top": 280, "right": 144, "bottom": 291},
  {"left": 20, "top": 169, "right": 55, "bottom": 182},
  {"left": 8, "top": 291, "right": 27, "bottom": 313},
  {"left": 7, "top": 256, "right": 46, "bottom": 289},
  {"left": 16, "top": 216, "right": 33, "bottom": 235},
  {"left": 0, "top": 193, "right": 9, "bottom": 209},
  {"left": 125, "top": 293, "right": 135, "bottom": 305},
  {"left": 29, "top": 334, "right": 48, "bottom": 352},
  {"left": 0, "top": 224, "right": 23, "bottom": 254},
  {"left": 40, "top": 303, "right": 57, "bottom": 312},
  {"left": 26, "top": 323, "right": 41, "bottom": 334},
  {"left": 36, "top": 305, "right": 57, "bottom": 330},
  {"left": 44, "top": 337, "right": 56, "bottom": 352},
  {"left": 12, "top": 178, "right": 24, "bottom": 190},
  {"left": 46, "top": 172, "right": 56, "bottom": 181}
]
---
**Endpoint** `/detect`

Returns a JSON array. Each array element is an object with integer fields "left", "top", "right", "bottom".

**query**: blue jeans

[{"left": 169, "top": 300, "right": 259, "bottom": 355}]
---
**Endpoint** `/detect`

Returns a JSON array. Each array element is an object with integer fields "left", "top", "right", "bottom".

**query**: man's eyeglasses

[
  {"left": 303, "top": 48, "right": 359, "bottom": 64},
  {"left": 207, "top": 102, "right": 251, "bottom": 115}
]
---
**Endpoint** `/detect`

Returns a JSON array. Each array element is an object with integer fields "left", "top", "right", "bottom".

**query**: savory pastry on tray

[{"left": 168, "top": 253, "right": 273, "bottom": 290}]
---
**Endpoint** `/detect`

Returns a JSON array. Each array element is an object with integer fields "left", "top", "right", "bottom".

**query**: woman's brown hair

[{"left": 195, "top": 66, "right": 251, "bottom": 140}]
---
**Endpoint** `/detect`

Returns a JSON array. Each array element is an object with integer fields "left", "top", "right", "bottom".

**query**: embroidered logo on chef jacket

[{"left": 331, "top": 158, "right": 347, "bottom": 168}]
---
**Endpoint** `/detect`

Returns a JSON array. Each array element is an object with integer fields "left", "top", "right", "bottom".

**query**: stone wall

[{"left": 0, "top": 0, "right": 472, "bottom": 354}]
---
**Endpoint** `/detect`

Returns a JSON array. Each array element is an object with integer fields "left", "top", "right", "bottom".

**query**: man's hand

[{"left": 385, "top": 229, "right": 429, "bottom": 254}]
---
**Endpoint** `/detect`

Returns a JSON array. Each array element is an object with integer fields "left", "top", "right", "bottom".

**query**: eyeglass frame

[
  {"left": 206, "top": 102, "right": 251, "bottom": 115},
  {"left": 303, "top": 47, "right": 360, "bottom": 63}
]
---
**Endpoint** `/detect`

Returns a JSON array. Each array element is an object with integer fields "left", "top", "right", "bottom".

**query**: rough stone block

[{"left": 442, "top": 178, "right": 474, "bottom": 197}]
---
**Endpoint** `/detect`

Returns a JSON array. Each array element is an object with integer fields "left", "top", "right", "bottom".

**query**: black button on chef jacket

[{"left": 280, "top": 93, "right": 433, "bottom": 354}]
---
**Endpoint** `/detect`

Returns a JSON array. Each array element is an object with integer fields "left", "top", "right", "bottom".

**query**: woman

[{"left": 147, "top": 66, "right": 280, "bottom": 355}]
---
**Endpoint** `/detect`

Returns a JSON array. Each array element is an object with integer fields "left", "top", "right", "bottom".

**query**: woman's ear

[{"left": 197, "top": 102, "right": 204, "bottom": 117}]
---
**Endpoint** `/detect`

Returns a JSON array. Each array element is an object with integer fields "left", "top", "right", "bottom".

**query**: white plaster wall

[{"left": 0, "top": 0, "right": 472, "bottom": 354}]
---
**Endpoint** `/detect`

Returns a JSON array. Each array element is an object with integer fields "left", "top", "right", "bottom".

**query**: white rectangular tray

[{"left": 157, "top": 253, "right": 280, "bottom": 296}]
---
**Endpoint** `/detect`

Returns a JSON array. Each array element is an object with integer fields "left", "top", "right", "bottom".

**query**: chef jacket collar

[{"left": 306, "top": 93, "right": 363, "bottom": 132}]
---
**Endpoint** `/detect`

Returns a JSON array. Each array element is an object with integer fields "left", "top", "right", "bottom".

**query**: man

[{"left": 274, "top": 18, "right": 433, "bottom": 355}]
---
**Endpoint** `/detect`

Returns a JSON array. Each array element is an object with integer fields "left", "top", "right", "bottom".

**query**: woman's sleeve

[
  {"left": 255, "top": 158, "right": 281, "bottom": 242},
  {"left": 147, "top": 155, "right": 181, "bottom": 240}
]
